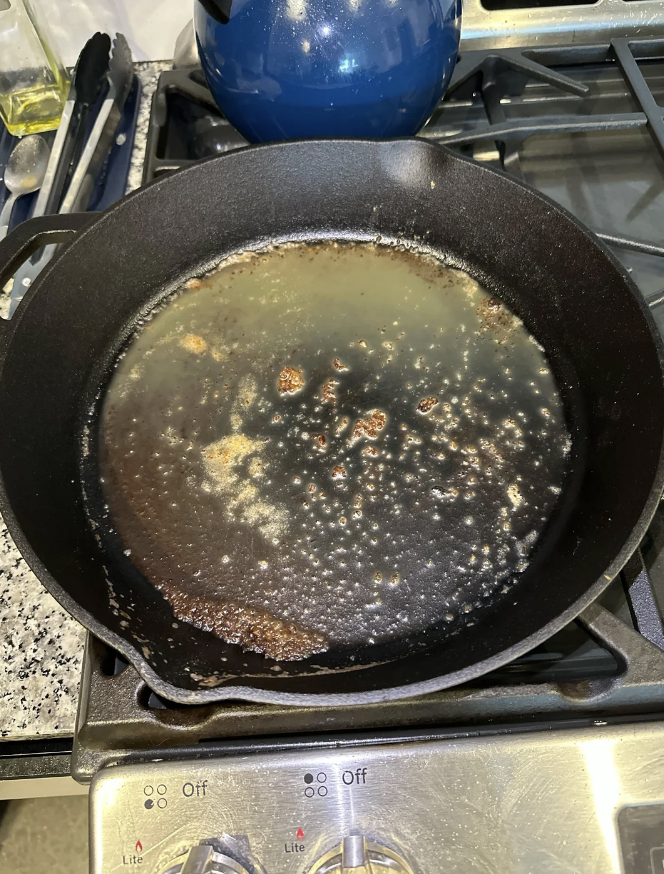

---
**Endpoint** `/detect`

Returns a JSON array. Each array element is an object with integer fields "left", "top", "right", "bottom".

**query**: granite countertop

[{"left": 0, "top": 61, "right": 170, "bottom": 741}]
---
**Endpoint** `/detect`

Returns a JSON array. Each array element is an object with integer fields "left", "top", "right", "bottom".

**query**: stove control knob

[
  {"left": 308, "top": 835, "right": 414, "bottom": 874},
  {"left": 159, "top": 841, "right": 252, "bottom": 874}
]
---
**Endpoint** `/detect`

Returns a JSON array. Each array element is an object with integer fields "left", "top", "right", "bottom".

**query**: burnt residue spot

[
  {"left": 321, "top": 378, "right": 338, "bottom": 404},
  {"left": 334, "top": 416, "right": 349, "bottom": 436},
  {"left": 350, "top": 409, "right": 387, "bottom": 443},
  {"left": 277, "top": 366, "right": 305, "bottom": 394},
  {"left": 417, "top": 396, "right": 439, "bottom": 414},
  {"left": 166, "top": 589, "right": 328, "bottom": 661},
  {"left": 476, "top": 297, "right": 516, "bottom": 334},
  {"left": 333, "top": 358, "right": 349, "bottom": 371}
]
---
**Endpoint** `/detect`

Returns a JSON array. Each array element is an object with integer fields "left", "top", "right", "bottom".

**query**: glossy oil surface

[{"left": 98, "top": 243, "right": 569, "bottom": 661}]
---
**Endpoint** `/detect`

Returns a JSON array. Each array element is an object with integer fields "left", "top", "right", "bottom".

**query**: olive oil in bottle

[{"left": 0, "top": 0, "right": 70, "bottom": 136}]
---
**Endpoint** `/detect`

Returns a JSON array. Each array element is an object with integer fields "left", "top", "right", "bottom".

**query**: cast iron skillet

[{"left": 0, "top": 139, "right": 663, "bottom": 705}]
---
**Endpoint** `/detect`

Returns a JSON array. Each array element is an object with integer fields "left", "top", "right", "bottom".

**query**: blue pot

[{"left": 194, "top": 0, "right": 461, "bottom": 144}]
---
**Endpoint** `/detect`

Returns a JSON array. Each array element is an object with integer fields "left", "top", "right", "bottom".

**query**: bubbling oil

[{"left": 97, "top": 242, "right": 570, "bottom": 660}]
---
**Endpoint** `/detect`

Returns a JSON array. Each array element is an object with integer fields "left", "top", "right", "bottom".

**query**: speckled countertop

[{"left": 0, "top": 61, "right": 170, "bottom": 740}]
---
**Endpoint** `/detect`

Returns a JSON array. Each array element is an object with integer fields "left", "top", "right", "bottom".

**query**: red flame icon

[
  {"left": 296, "top": 828, "right": 305, "bottom": 841},
  {"left": 136, "top": 840, "right": 143, "bottom": 853}
]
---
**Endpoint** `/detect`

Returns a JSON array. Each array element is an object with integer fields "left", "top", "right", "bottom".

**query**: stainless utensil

[
  {"left": 9, "top": 32, "right": 111, "bottom": 310},
  {"left": 35, "top": 32, "right": 112, "bottom": 219},
  {"left": 173, "top": 20, "right": 199, "bottom": 69},
  {"left": 0, "top": 135, "right": 50, "bottom": 241},
  {"left": 6, "top": 34, "right": 133, "bottom": 317},
  {"left": 60, "top": 34, "right": 133, "bottom": 215}
]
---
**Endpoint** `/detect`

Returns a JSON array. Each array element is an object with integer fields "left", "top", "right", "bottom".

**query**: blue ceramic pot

[{"left": 194, "top": 0, "right": 461, "bottom": 143}]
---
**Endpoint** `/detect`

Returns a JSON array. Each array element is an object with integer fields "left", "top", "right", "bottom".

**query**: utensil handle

[
  {"left": 0, "top": 192, "right": 19, "bottom": 242},
  {"left": 0, "top": 212, "right": 99, "bottom": 302}
]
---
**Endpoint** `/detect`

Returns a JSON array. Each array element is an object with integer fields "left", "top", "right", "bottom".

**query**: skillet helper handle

[
  {"left": 0, "top": 212, "right": 97, "bottom": 292},
  {"left": 0, "top": 212, "right": 99, "bottom": 345}
]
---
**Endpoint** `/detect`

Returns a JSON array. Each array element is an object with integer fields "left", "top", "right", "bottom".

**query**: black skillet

[{"left": 0, "top": 139, "right": 663, "bottom": 705}]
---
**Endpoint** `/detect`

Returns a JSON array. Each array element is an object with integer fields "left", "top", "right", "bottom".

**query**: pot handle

[
  {"left": 198, "top": 0, "right": 233, "bottom": 24},
  {"left": 0, "top": 212, "right": 100, "bottom": 343}
]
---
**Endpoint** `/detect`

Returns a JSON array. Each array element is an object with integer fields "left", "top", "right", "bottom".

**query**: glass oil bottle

[{"left": 0, "top": 0, "right": 70, "bottom": 135}]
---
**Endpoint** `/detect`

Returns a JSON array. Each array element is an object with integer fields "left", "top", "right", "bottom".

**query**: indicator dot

[{"left": 304, "top": 773, "right": 314, "bottom": 784}]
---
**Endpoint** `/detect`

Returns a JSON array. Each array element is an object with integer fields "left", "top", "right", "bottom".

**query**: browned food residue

[
  {"left": 321, "top": 378, "right": 338, "bottom": 403},
  {"left": 166, "top": 589, "right": 328, "bottom": 661},
  {"left": 314, "top": 434, "right": 327, "bottom": 449},
  {"left": 335, "top": 416, "right": 349, "bottom": 436},
  {"left": 351, "top": 409, "right": 387, "bottom": 443},
  {"left": 479, "top": 438, "right": 504, "bottom": 462},
  {"left": 180, "top": 333, "right": 208, "bottom": 355},
  {"left": 333, "top": 358, "right": 349, "bottom": 372},
  {"left": 332, "top": 465, "right": 347, "bottom": 480},
  {"left": 277, "top": 366, "right": 305, "bottom": 394},
  {"left": 477, "top": 297, "right": 516, "bottom": 334},
  {"left": 417, "top": 396, "right": 439, "bottom": 414},
  {"left": 203, "top": 433, "right": 288, "bottom": 542}
]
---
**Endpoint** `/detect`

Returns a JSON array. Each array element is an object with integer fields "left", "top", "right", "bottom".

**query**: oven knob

[
  {"left": 158, "top": 841, "right": 253, "bottom": 874},
  {"left": 308, "top": 835, "right": 414, "bottom": 874}
]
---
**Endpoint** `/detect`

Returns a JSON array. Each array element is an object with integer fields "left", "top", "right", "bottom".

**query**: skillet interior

[{"left": 0, "top": 139, "right": 662, "bottom": 704}]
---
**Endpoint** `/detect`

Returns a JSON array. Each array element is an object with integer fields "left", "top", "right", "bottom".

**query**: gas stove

[
  {"left": 82, "top": 20, "right": 664, "bottom": 874},
  {"left": 90, "top": 722, "right": 664, "bottom": 873}
]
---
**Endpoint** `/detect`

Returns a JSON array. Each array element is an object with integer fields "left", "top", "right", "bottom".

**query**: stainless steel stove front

[
  {"left": 460, "top": 0, "right": 664, "bottom": 51},
  {"left": 90, "top": 721, "right": 664, "bottom": 874}
]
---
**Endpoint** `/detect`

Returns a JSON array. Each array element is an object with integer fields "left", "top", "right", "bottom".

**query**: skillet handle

[
  {"left": 0, "top": 212, "right": 98, "bottom": 292},
  {"left": 0, "top": 212, "right": 100, "bottom": 346}
]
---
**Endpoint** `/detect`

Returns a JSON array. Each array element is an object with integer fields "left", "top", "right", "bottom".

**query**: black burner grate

[
  {"left": 434, "top": 40, "right": 664, "bottom": 273},
  {"left": 143, "top": 39, "right": 664, "bottom": 267},
  {"left": 71, "top": 537, "right": 664, "bottom": 782}
]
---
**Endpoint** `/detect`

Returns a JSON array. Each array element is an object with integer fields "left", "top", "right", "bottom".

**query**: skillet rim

[{"left": 0, "top": 136, "right": 663, "bottom": 705}]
